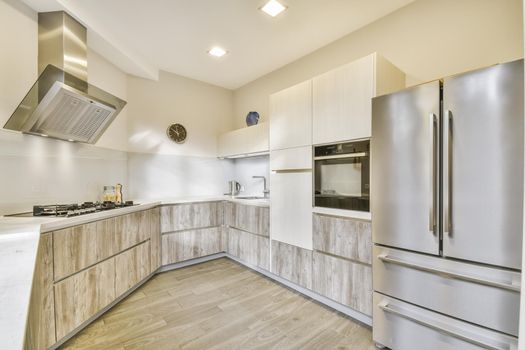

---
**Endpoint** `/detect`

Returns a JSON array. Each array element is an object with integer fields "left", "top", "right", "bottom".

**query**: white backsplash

[
  {"left": 0, "top": 130, "right": 128, "bottom": 216},
  {"left": 127, "top": 153, "right": 234, "bottom": 200},
  {"left": 228, "top": 156, "right": 270, "bottom": 196}
]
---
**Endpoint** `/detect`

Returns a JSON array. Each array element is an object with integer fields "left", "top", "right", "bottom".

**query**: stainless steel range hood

[{"left": 4, "top": 11, "right": 127, "bottom": 144}]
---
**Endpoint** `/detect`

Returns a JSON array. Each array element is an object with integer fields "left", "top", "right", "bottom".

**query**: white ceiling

[{"left": 21, "top": 0, "right": 415, "bottom": 89}]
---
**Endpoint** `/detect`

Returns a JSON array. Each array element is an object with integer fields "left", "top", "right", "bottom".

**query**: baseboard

[{"left": 159, "top": 252, "right": 373, "bottom": 327}]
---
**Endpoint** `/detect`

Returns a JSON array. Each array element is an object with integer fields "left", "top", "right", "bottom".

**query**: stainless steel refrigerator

[{"left": 371, "top": 59, "right": 523, "bottom": 350}]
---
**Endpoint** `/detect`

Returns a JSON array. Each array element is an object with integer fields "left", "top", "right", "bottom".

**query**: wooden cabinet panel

[
  {"left": 313, "top": 54, "right": 375, "bottom": 144},
  {"left": 227, "top": 228, "right": 270, "bottom": 270},
  {"left": 115, "top": 241, "right": 151, "bottom": 297},
  {"left": 24, "top": 234, "right": 55, "bottom": 350},
  {"left": 312, "top": 251, "right": 372, "bottom": 315},
  {"left": 313, "top": 214, "right": 372, "bottom": 264},
  {"left": 54, "top": 257, "right": 116, "bottom": 340},
  {"left": 150, "top": 207, "right": 161, "bottom": 272},
  {"left": 271, "top": 240, "right": 313, "bottom": 289},
  {"left": 160, "top": 202, "right": 222, "bottom": 233},
  {"left": 270, "top": 171, "right": 313, "bottom": 250},
  {"left": 224, "top": 202, "right": 269, "bottom": 237},
  {"left": 161, "top": 227, "right": 223, "bottom": 265},
  {"left": 53, "top": 221, "right": 114, "bottom": 281},
  {"left": 269, "top": 80, "right": 312, "bottom": 150},
  {"left": 114, "top": 211, "right": 151, "bottom": 252}
]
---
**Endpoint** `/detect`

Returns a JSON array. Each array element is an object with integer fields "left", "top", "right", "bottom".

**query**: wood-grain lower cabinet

[
  {"left": 24, "top": 234, "right": 55, "bottom": 350},
  {"left": 114, "top": 210, "right": 152, "bottom": 252},
  {"left": 160, "top": 202, "right": 223, "bottom": 233},
  {"left": 312, "top": 251, "right": 372, "bottom": 316},
  {"left": 224, "top": 202, "right": 269, "bottom": 237},
  {"left": 115, "top": 241, "right": 151, "bottom": 297},
  {"left": 54, "top": 257, "right": 116, "bottom": 339},
  {"left": 162, "top": 227, "right": 223, "bottom": 265},
  {"left": 150, "top": 207, "right": 161, "bottom": 271},
  {"left": 271, "top": 240, "right": 313, "bottom": 289},
  {"left": 228, "top": 228, "right": 269, "bottom": 270},
  {"left": 313, "top": 214, "right": 372, "bottom": 264}
]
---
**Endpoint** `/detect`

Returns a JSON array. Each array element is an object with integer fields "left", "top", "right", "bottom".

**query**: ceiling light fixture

[
  {"left": 208, "top": 47, "right": 228, "bottom": 58},
  {"left": 260, "top": 0, "right": 287, "bottom": 17}
]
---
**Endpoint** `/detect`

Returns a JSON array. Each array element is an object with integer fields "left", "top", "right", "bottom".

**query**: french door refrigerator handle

[
  {"left": 444, "top": 110, "right": 453, "bottom": 234},
  {"left": 378, "top": 300, "right": 510, "bottom": 350},
  {"left": 429, "top": 113, "right": 437, "bottom": 233},
  {"left": 377, "top": 254, "right": 520, "bottom": 292}
]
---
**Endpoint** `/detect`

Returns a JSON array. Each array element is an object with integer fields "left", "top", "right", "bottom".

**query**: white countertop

[{"left": 0, "top": 196, "right": 269, "bottom": 349}]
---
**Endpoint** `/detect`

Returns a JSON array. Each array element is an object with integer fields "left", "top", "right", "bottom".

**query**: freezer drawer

[
  {"left": 373, "top": 246, "right": 521, "bottom": 336},
  {"left": 373, "top": 293, "right": 518, "bottom": 350}
]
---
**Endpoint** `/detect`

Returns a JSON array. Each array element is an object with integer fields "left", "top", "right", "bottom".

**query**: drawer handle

[
  {"left": 378, "top": 300, "right": 511, "bottom": 350},
  {"left": 378, "top": 254, "right": 520, "bottom": 293}
]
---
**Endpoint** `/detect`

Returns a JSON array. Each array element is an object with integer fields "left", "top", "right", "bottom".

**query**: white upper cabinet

[
  {"left": 217, "top": 122, "right": 269, "bottom": 158},
  {"left": 269, "top": 80, "right": 312, "bottom": 150},
  {"left": 313, "top": 53, "right": 405, "bottom": 145}
]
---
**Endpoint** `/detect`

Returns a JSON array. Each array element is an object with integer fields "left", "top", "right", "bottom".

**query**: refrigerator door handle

[
  {"left": 378, "top": 300, "right": 512, "bottom": 350},
  {"left": 444, "top": 110, "right": 453, "bottom": 234},
  {"left": 377, "top": 254, "right": 521, "bottom": 292},
  {"left": 429, "top": 113, "right": 437, "bottom": 233}
]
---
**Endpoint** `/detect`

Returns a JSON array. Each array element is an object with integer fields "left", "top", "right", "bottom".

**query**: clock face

[{"left": 166, "top": 123, "right": 187, "bottom": 144}]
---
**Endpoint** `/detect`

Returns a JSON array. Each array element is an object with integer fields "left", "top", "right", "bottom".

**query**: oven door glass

[{"left": 314, "top": 156, "right": 369, "bottom": 211}]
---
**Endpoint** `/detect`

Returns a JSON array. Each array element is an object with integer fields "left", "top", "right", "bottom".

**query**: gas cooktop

[{"left": 8, "top": 201, "right": 137, "bottom": 218}]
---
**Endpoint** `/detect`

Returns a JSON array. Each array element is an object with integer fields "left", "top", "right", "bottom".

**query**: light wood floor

[{"left": 60, "top": 258, "right": 375, "bottom": 350}]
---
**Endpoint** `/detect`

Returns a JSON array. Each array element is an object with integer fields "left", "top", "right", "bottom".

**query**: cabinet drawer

[
  {"left": 270, "top": 146, "right": 312, "bottom": 171},
  {"left": 150, "top": 207, "right": 161, "bottom": 272},
  {"left": 271, "top": 240, "right": 312, "bottom": 289},
  {"left": 115, "top": 241, "right": 151, "bottom": 297},
  {"left": 373, "top": 246, "right": 521, "bottom": 336},
  {"left": 53, "top": 220, "right": 114, "bottom": 281},
  {"left": 312, "top": 251, "right": 372, "bottom": 315},
  {"left": 313, "top": 214, "right": 371, "bottom": 264},
  {"left": 161, "top": 227, "right": 223, "bottom": 264},
  {"left": 54, "top": 258, "right": 115, "bottom": 340},
  {"left": 228, "top": 228, "right": 270, "bottom": 270},
  {"left": 373, "top": 293, "right": 518, "bottom": 350},
  {"left": 160, "top": 202, "right": 222, "bottom": 233},
  {"left": 114, "top": 210, "right": 152, "bottom": 252},
  {"left": 224, "top": 202, "right": 269, "bottom": 236}
]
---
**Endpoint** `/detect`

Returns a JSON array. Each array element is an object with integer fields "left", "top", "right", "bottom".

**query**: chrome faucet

[{"left": 252, "top": 176, "right": 270, "bottom": 198}]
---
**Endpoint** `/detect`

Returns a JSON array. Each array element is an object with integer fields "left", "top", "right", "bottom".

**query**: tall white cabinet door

[
  {"left": 313, "top": 54, "right": 375, "bottom": 144},
  {"left": 270, "top": 171, "right": 312, "bottom": 250},
  {"left": 270, "top": 80, "right": 312, "bottom": 150}
]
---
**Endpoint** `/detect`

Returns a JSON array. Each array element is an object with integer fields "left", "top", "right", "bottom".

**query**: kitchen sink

[{"left": 234, "top": 196, "right": 268, "bottom": 200}]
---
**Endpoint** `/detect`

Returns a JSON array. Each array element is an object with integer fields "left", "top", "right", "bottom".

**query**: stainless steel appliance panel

[
  {"left": 442, "top": 60, "right": 524, "bottom": 270},
  {"left": 371, "top": 81, "right": 440, "bottom": 255},
  {"left": 373, "top": 293, "right": 518, "bottom": 350},
  {"left": 373, "top": 246, "right": 521, "bottom": 336}
]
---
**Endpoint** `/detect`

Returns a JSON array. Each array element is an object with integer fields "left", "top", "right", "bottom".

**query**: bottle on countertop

[
  {"left": 116, "top": 184, "right": 123, "bottom": 205},
  {"left": 103, "top": 186, "right": 116, "bottom": 202}
]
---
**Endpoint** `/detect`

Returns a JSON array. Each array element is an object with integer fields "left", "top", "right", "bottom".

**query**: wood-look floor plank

[{"left": 60, "top": 258, "right": 373, "bottom": 350}]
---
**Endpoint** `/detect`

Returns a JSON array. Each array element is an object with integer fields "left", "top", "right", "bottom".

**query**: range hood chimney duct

[{"left": 4, "top": 11, "right": 127, "bottom": 144}]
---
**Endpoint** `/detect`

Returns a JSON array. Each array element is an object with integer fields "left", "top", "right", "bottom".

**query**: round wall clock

[{"left": 166, "top": 123, "right": 187, "bottom": 144}]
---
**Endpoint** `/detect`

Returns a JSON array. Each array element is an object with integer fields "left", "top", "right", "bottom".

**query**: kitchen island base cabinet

[
  {"left": 161, "top": 227, "right": 223, "bottom": 265},
  {"left": 271, "top": 240, "right": 313, "bottom": 289},
  {"left": 54, "top": 258, "right": 116, "bottom": 340},
  {"left": 115, "top": 242, "right": 151, "bottom": 297},
  {"left": 312, "top": 251, "right": 372, "bottom": 316},
  {"left": 24, "top": 234, "right": 55, "bottom": 350},
  {"left": 227, "top": 228, "right": 270, "bottom": 270}
]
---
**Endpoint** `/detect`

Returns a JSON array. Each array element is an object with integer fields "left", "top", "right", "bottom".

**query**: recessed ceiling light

[
  {"left": 260, "top": 0, "right": 287, "bottom": 17},
  {"left": 208, "top": 47, "right": 228, "bottom": 58}
]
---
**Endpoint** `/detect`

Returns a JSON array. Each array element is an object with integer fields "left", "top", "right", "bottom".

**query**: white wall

[
  {"left": 232, "top": 0, "right": 524, "bottom": 128},
  {"left": 0, "top": 0, "right": 129, "bottom": 215}
]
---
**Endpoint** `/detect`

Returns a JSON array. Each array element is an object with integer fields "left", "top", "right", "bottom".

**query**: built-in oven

[{"left": 314, "top": 140, "right": 370, "bottom": 211}]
